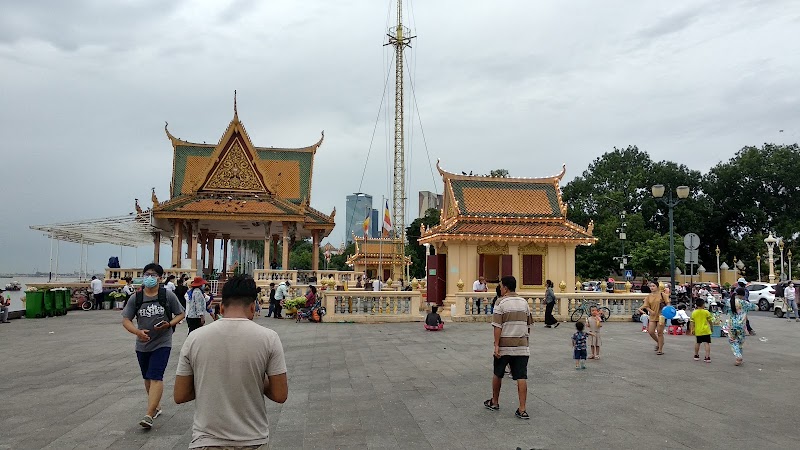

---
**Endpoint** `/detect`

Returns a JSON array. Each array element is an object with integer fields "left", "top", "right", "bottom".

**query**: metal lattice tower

[{"left": 385, "top": 1, "right": 414, "bottom": 248}]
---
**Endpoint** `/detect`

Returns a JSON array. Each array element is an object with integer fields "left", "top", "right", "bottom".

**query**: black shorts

[
  {"left": 696, "top": 334, "right": 711, "bottom": 344},
  {"left": 493, "top": 355, "right": 528, "bottom": 380},
  {"left": 573, "top": 349, "right": 587, "bottom": 360}
]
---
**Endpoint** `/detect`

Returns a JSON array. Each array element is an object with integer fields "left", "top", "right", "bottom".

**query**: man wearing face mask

[{"left": 122, "top": 263, "right": 185, "bottom": 430}]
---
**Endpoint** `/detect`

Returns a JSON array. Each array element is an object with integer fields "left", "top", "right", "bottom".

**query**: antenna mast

[{"left": 385, "top": 0, "right": 414, "bottom": 271}]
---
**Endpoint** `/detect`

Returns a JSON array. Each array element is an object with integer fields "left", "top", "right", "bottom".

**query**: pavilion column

[
  {"left": 221, "top": 234, "right": 230, "bottom": 281},
  {"left": 208, "top": 233, "right": 216, "bottom": 275},
  {"left": 171, "top": 219, "right": 183, "bottom": 268},
  {"left": 271, "top": 235, "right": 279, "bottom": 268},
  {"left": 282, "top": 222, "right": 290, "bottom": 270},
  {"left": 263, "top": 222, "right": 272, "bottom": 269},
  {"left": 199, "top": 229, "right": 208, "bottom": 274},
  {"left": 312, "top": 230, "right": 320, "bottom": 271},
  {"left": 152, "top": 232, "right": 161, "bottom": 264},
  {"left": 186, "top": 221, "right": 196, "bottom": 271}
]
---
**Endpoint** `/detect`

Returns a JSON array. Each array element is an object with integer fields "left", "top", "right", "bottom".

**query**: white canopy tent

[{"left": 30, "top": 212, "right": 169, "bottom": 281}]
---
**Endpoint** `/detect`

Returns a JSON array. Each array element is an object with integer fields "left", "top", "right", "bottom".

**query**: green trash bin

[
  {"left": 43, "top": 290, "right": 56, "bottom": 317},
  {"left": 25, "top": 291, "right": 45, "bottom": 318},
  {"left": 53, "top": 290, "right": 65, "bottom": 316}
]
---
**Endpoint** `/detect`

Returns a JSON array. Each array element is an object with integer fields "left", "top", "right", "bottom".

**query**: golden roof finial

[
  {"left": 151, "top": 187, "right": 159, "bottom": 206},
  {"left": 233, "top": 90, "right": 238, "bottom": 117}
]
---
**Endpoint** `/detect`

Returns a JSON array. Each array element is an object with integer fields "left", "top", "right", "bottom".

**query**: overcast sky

[{"left": 1, "top": 0, "right": 798, "bottom": 274}]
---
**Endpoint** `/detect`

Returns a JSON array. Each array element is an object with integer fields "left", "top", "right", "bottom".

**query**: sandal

[
  {"left": 656, "top": 351, "right": 664, "bottom": 355},
  {"left": 594, "top": 355, "right": 600, "bottom": 360},
  {"left": 588, "top": 355, "right": 595, "bottom": 359},
  {"left": 484, "top": 399, "right": 499, "bottom": 411}
]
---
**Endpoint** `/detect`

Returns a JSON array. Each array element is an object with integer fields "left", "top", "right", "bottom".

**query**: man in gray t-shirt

[
  {"left": 175, "top": 274, "right": 287, "bottom": 448},
  {"left": 121, "top": 264, "right": 185, "bottom": 430}
]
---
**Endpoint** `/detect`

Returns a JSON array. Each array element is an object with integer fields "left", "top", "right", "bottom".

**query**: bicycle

[{"left": 570, "top": 299, "right": 611, "bottom": 322}]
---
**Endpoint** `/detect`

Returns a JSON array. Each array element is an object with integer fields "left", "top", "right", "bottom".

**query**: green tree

[
  {"left": 629, "top": 234, "right": 672, "bottom": 277},
  {"left": 702, "top": 143, "right": 800, "bottom": 271},
  {"left": 563, "top": 146, "right": 711, "bottom": 278},
  {"left": 326, "top": 243, "right": 356, "bottom": 271},
  {"left": 406, "top": 208, "right": 441, "bottom": 279}
]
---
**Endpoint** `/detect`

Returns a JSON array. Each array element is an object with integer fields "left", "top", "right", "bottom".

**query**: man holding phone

[{"left": 122, "top": 263, "right": 185, "bottom": 430}]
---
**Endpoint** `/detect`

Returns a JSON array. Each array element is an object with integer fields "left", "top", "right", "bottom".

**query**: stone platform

[{"left": 0, "top": 310, "right": 797, "bottom": 449}]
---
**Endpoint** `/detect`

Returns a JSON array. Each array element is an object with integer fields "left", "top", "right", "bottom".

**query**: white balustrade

[
  {"left": 453, "top": 291, "right": 647, "bottom": 322},
  {"left": 322, "top": 291, "right": 423, "bottom": 322}
]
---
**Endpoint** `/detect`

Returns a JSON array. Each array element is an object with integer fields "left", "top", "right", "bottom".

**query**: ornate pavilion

[
  {"left": 418, "top": 162, "right": 596, "bottom": 303},
  {"left": 148, "top": 98, "right": 336, "bottom": 279},
  {"left": 346, "top": 236, "right": 410, "bottom": 282}
]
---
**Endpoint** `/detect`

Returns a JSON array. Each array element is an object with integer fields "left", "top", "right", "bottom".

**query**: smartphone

[{"left": 155, "top": 320, "right": 169, "bottom": 328}]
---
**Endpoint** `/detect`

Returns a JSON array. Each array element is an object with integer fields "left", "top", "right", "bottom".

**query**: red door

[{"left": 426, "top": 254, "right": 447, "bottom": 305}]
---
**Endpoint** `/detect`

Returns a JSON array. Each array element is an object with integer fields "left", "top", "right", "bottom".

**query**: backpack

[
  {"left": 135, "top": 287, "right": 175, "bottom": 332},
  {"left": 108, "top": 256, "right": 120, "bottom": 268}
]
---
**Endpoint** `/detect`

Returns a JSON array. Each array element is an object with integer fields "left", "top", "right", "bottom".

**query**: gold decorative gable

[
  {"left": 477, "top": 242, "right": 509, "bottom": 255},
  {"left": 202, "top": 139, "right": 267, "bottom": 192},
  {"left": 519, "top": 243, "right": 548, "bottom": 255}
]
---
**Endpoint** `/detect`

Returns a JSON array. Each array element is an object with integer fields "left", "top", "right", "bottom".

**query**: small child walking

[
  {"left": 572, "top": 321, "right": 588, "bottom": 370},
  {"left": 587, "top": 306, "right": 602, "bottom": 359},
  {"left": 690, "top": 297, "right": 713, "bottom": 362}
]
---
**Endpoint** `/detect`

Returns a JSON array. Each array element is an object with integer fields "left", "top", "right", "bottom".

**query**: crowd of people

[{"left": 111, "top": 262, "right": 772, "bottom": 445}]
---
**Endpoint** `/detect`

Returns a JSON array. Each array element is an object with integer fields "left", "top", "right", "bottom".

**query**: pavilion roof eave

[{"left": 417, "top": 233, "right": 596, "bottom": 246}]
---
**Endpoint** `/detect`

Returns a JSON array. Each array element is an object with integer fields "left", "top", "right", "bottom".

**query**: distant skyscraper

[
  {"left": 345, "top": 193, "right": 373, "bottom": 244},
  {"left": 418, "top": 191, "right": 443, "bottom": 218},
  {"left": 371, "top": 209, "right": 380, "bottom": 238}
]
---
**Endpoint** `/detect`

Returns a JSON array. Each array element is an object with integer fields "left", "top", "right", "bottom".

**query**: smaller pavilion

[
  {"left": 346, "top": 236, "right": 410, "bottom": 282},
  {"left": 419, "top": 161, "right": 596, "bottom": 304}
]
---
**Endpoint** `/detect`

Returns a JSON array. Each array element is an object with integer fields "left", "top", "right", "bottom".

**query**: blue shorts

[
  {"left": 136, "top": 347, "right": 171, "bottom": 381},
  {"left": 573, "top": 349, "right": 587, "bottom": 360}
]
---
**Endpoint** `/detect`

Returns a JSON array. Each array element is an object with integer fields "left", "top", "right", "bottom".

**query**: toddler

[
  {"left": 587, "top": 306, "right": 602, "bottom": 359},
  {"left": 572, "top": 321, "right": 588, "bottom": 369}
]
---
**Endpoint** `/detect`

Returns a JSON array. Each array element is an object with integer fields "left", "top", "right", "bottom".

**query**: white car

[{"left": 746, "top": 283, "right": 777, "bottom": 311}]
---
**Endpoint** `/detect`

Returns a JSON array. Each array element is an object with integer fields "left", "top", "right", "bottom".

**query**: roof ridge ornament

[{"left": 233, "top": 90, "right": 238, "bottom": 119}]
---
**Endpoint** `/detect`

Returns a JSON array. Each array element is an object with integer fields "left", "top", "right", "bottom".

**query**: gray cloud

[{"left": 1, "top": 0, "right": 799, "bottom": 273}]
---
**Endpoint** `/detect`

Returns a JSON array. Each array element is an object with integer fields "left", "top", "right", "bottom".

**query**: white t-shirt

[
  {"left": 473, "top": 280, "right": 487, "bottom": 292},
  {"left": 122, "top": 284, "right": 134, "bottom": 296},
  {"left": 675, "top": 310, "right": 690, "bottom": 321},
  {"left": 372, "top": 279, "right": 382, "bottom": 291},
  {"left": 165, "top": 282, "right": 176, "bottom": 292},
  {"left": 177, "top": 319, "right": 287, "bottom": 448},
  {"left": 90, "top": 278, "right": 103, "bottom": 295}
]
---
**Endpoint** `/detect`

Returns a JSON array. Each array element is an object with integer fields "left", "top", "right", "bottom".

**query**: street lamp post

[
  {"left": 652, "top": 184, "right": 690, "bottom": 302},
  {"left": 715, "top": 245, "right": 721, "bottom": 286},
  {"left": 789, "top": 250, "right": 793, "bottom": 281},
  {"left": 756, "top": 254, "right": 761, "bottom": 282},
  {"left": 765, "top": 233, "right": 777, "bottom": 283},
  {"left": 779, "top": 239, "right": 785, "bottom": 281}
]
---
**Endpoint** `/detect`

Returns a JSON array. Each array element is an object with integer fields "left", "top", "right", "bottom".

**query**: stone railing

[
  {"left": 105, "top": 268, "right": 196, "bottom": 283},
  {"left": 322, "top": 291, "right": 424, "bottom": 323},
  {"left": 254, "top": 269, "right": 298, "bottom": 285},
  {"left": 296, "top": 270, "right": 357, "bottom": 285},
  {"left": 453, "top": 291, "right": 647, "bottom": 322}
]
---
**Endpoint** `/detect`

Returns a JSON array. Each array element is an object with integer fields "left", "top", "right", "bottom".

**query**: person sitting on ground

[
  {"left": 424, "top": 306, "right": 444, "bottom": 331},
  {"left": 672, "top": 304, "right": 690, "bottom": 328},
  {"left": 304, "top": 285, "right": 317, "bottom": 308}
]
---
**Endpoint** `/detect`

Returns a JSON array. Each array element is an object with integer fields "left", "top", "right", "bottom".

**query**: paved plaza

[{"left": 1, "top": 310, "right": 798, "bottom": 449}]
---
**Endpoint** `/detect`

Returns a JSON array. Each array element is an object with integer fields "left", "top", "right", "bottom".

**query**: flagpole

[{"left": 379, "top": 196, "right": 384, "bottom": 283}]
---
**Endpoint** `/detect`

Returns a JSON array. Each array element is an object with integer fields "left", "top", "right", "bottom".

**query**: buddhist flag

[
  {"left": 382, "top": 200, "right": 392, "bottom": 237},
  {"left": 362, "top": 209, "right": 370, "bottom": 237}
]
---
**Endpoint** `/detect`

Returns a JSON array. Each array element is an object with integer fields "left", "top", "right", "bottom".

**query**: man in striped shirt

[{"left": 484, "top": 276, "right": 533, "bottom": 420}]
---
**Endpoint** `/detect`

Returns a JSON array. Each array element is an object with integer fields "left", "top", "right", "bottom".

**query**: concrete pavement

[{"left": 0, "top": 310, "right": 798, "bottom": 449}]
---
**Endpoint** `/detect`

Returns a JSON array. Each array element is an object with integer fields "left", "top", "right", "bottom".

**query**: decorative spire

[
  {"left": 233, "top": 90, "right": 238, "bottom": 118},
  {"left": 151, "top": 187, "right": 159, "bottom": 206}
]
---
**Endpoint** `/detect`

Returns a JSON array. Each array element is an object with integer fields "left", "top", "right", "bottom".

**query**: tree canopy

[{"left": 563, "top": 143, "right": 800, "bottom": 280}]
